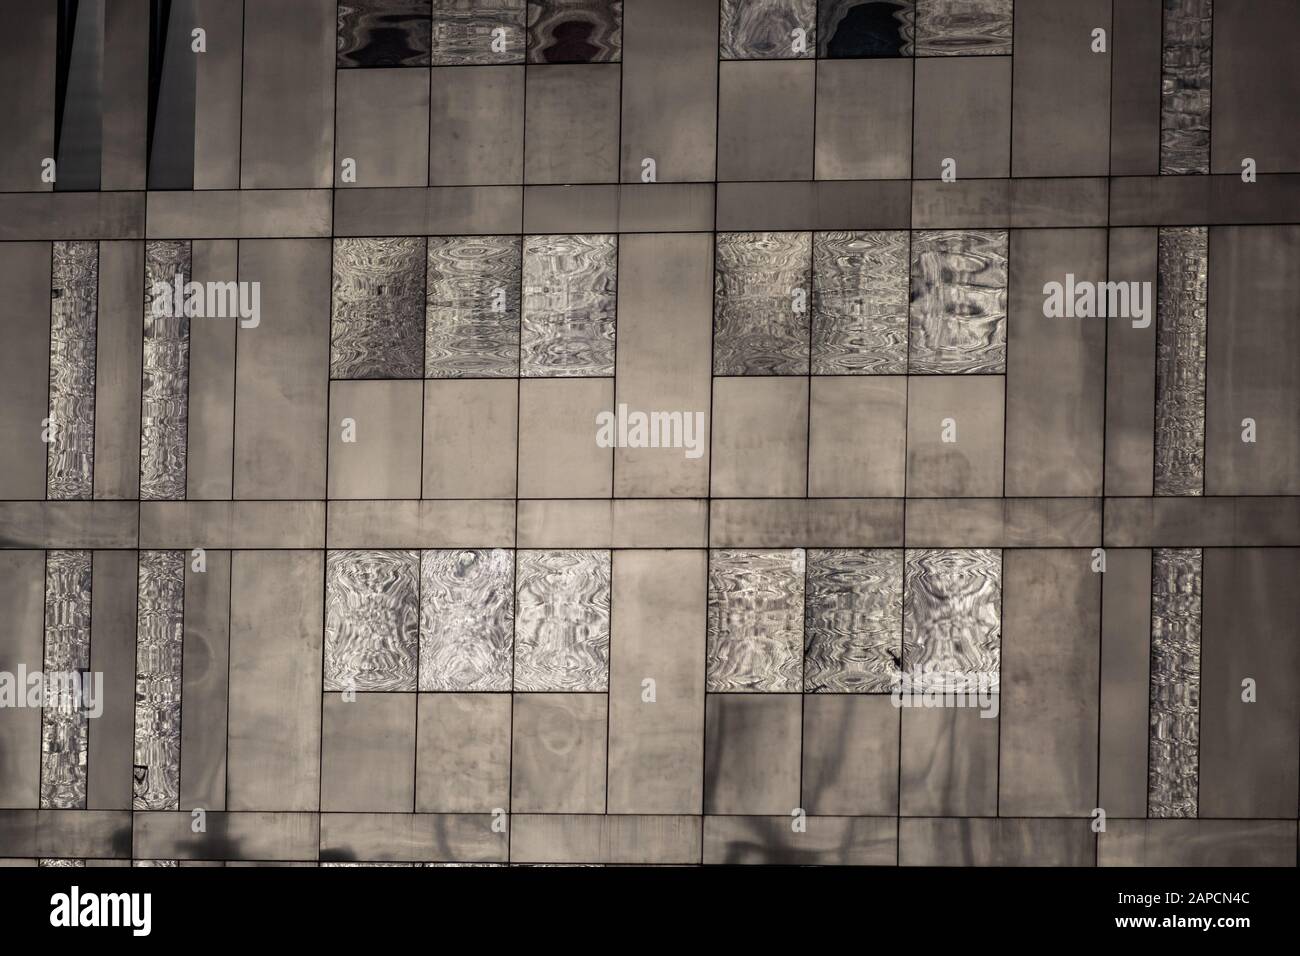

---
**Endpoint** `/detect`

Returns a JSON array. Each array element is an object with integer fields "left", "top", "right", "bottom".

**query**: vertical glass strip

[
  {"left": 140, "top": 240, "right": 192, "bottom": 500},
  {"left": 1148, "top": 547, "right": 1202, "bottom": 818},
  {"left": 47, "top": 241, "right": 99, "bottom": 500},
  {"left": 134, "top": 550, "right": 185, "bottom": 810},
  {"left": 1154, "top": 226, "right": 1208, "bottom": 496},
  {"left": 1159, "top": 0, "right": 1213, "bottom": 175},
  {"left": 40, "top": 550, "right": 93, "bottom": 810}
]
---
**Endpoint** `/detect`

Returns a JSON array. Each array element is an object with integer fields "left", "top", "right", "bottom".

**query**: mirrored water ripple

[
  {"left": 325, "top": 549, "right": 420, "bottom": 692},
  {"left": 909, "top": 229, "right": 1007, "bottom": 373},
  {"left": 720, "top": 0, "right": 817, "bottom": 59},
  {"left": 47, "top": 241, "right": 98, "bottom": 500},
  {"left": 514, "top": 549, "right": 610, "bottom": 691},
  {"left": 1159, "top": 0, "right": 1213, "bottom": 175},
  {"left": 805, "top": 548, "right": 903, "bottom": 692},
  {"left": 432, "top": 0, "right": 526, "bottom": 64},
  {"left": 813, "top": 230, "right": 909, "bottom": 374},
  {"left": 707, "top": 548, "right": 806, "bottom": 692},
  {"left": 332, "top": 237, "right": 428, "bottom": 379},
  {"left": 914, "top": 0, "right": 1012, "bottom": 56},
  {"left": 426, "top": 235, "right": 521, "bottom": 378},
  {"left": 140, "top": 240, "right": 192, "bottom": 501},
  {"left": 1154, "top": 226, "right": 1208, "bottom": 496},
  {"left": 1149, "top": 547, "right": 1201, "bottom": 818},
  {"left": 420, "top": 548, "right": 515, "bottom": 691},
  {"left": 714, "top": 232, "right": 812, "bottom": 375},
  {"left": 134, "top": 550, "right": 184, "bottom": 811},
  {"left": 40, "top": 550, "right": 93, "bottom": 810},
  {"left": 521, "top": 234, "right": 617, "bottom": 377},
  {"left": 902, "top": 548, "right": 1001, "bottom": 692}
]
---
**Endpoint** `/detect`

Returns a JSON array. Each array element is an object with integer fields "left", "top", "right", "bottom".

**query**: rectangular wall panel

[
  {"left": 86, "top": 551, "right": 137, "bottom": 811},
  {"left": 1110, "top": 0, "right": 1162, "bottom": 175},
  {"left": 233, "top": 240, "right": 331, "bottom": 499},
  {"left": 429, "top": 67, "right": 524, "bottom": 186},
  {"left": 816, "top": 60, "right": 912, "bottom": 181},
  {"left": 193, "top": 0, "right": 245, "bottom": 189},
  {"left": 1104, "top": 228, "right": 1158, "bottom": 496},
  {"left": 1005, "top": 229, "right": 1106, "bottom": 496},
  {"left": 608, "top": 550, "right": 706, "bottom": 814},
  {"left": 620, "top": 0, "right": 718, "bottom": 183},
  {"left": 93, "top": 241, "right": 144, "bottom": 500},
  {"left": 186, "top": 240, "right": 238, "bottom": 499},
  {"left": 240, "top": 0, "right": 335, "bottom": 188},
  {"left": 54, "top": 0, "right": 104, "bottom": 191},
  {"left": 227, "top": 551, "right": 323, "bottom": 811},
  {"left": 1011, "top": 0, "right": 1111, "bottom": 177},
  {"left": 1199, "top": 549, "right": 1300, "bottom": 818},
  {"left": 0, "top": 2, "right": 56, "bottom": 190},
  {"left": 999, "top": 549, "right": 1100, "bottom": 816},
  {"left": 1211, "top": 0, "right": 1300, "bottom": 173},
  {"left": 0, "top": 244, "right": 53, "bottom": 500},
  {"left": 101, "top": 0, "right": 147, "bottom": 189},
  {"left": 1205, "top": 226, "right": 1300, "bottom": 494},
  {"left": 180, "top": 550, "right": 231, "bottom": 811},
  {"left": 147, "top": 0, "right": 196, "bottom": 190},
  {"left": 0, "top": 552, "right": 46, "bottom": 808},
  {"left": 1098, "top": 549, "right": 1153, "bottom": 818},
  {"left": 614, "top": 233, "right": 713, "bottom": 497}
]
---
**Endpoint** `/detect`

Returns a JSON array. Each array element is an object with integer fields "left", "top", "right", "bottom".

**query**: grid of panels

[{"left": 0, "top": 0, "right": 1299, "bottom": 868}]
